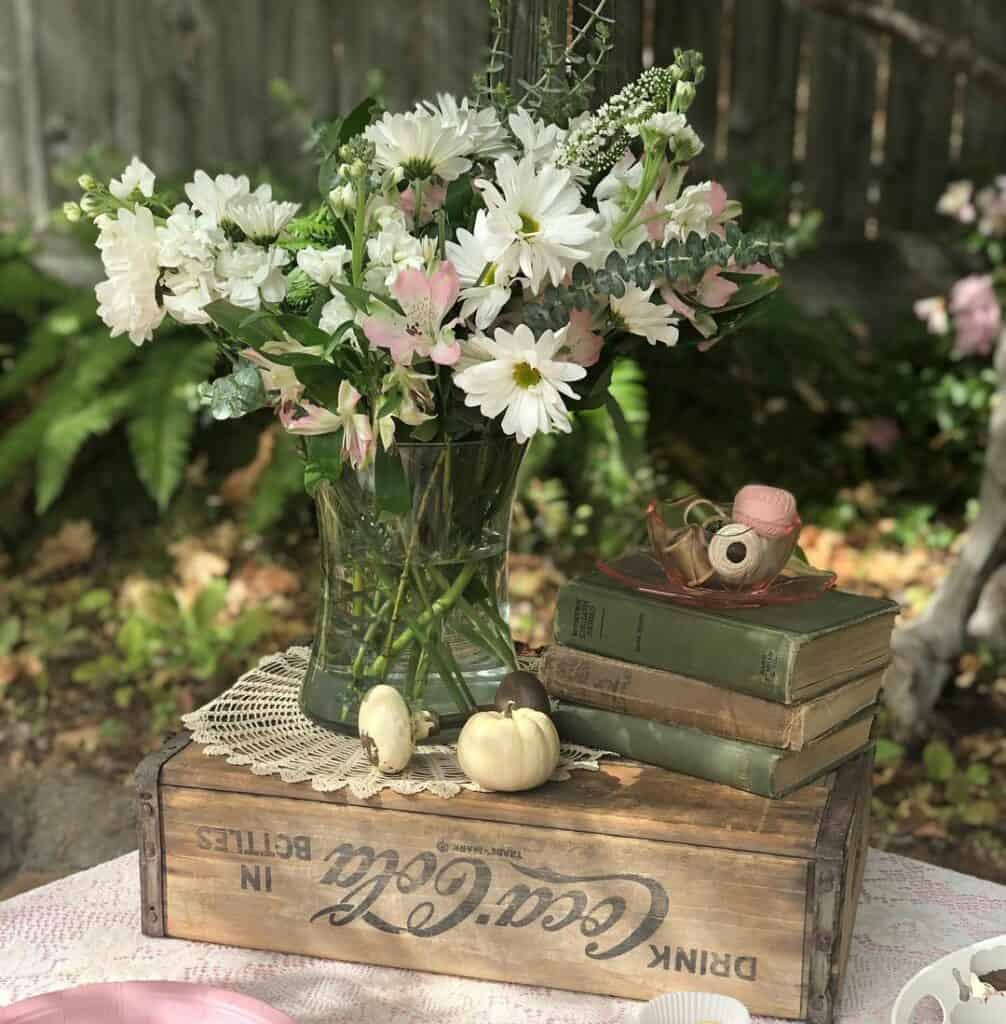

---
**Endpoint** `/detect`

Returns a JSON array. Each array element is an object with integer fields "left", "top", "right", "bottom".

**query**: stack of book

[{"left": 542, "top": 570, "right": 899, "bottom": 797}]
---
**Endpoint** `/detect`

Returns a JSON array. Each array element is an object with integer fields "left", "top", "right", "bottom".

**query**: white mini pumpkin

[{"left": 456, "top": 701, "right": 560, "bottom": 792}]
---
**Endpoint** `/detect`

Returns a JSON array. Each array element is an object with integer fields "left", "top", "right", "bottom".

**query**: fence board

[
  {"left": 962, "top": 0, "right": 1006, "bottom": 175},
  {"left": 882, "top": 0, "right": 959, "bottom": 231},
  {"left": 505, "top": 0, "right": 569, "bottom": 95},
  {"left": 653, "top": 0, "right": 723, "bottom": 177},
  {"left": 0, "top": 0, "right": 26, "bottom": 208},
  {"left": 727, "top": 0, "right": 802, "bottom": 189},
  {"left": 594, "top": 0, "right": 644, "bottom": 101},
  {"left": 803, "top": 10, "right": 877, "bottom": 233}
]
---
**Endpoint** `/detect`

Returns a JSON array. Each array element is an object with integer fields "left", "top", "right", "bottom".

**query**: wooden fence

[{"left": 2, "top": 0, "right": 1005, "bottom": 236}]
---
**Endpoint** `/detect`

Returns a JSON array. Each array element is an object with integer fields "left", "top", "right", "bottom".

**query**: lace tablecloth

[{"left": 2, "top": 849, "right": 1004, "bottom": 1022}]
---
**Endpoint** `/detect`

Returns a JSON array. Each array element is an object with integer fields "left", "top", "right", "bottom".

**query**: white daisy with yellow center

[{"left": 453, "top": 323, "right": 587, "bottom": 443}]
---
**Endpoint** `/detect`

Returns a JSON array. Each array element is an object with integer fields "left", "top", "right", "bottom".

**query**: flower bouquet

[{"left": 74, "top": 25, "right": 783, "bottom": 734}]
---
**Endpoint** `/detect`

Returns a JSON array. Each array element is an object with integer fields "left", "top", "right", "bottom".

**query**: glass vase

[{"left": 300, "top": 437, "right": 525, "bottom": 735}]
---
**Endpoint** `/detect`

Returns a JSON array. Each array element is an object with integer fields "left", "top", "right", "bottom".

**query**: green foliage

[{"left": 0, "top": 236, "right": 220, "bottom": 515}]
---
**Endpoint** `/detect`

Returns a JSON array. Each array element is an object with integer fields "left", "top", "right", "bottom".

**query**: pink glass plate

[
  {"left": 597, "top": 551, "right": 837, "bottom": 608},
  {"left": 0, "top": 982, "right": 295, "bottom": 1024}
]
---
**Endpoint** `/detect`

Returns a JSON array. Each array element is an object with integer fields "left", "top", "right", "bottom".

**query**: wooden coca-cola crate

[{"left": 136, "top": 734, "right": 871, "bottom": 1022}]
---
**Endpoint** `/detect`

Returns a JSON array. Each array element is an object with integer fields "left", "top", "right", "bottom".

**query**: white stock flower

[
  {"left": 157, "top": 203, "right": 225, "bottom": 325},
  {"left": 421, "top": 93, "right": 512, "bottom": 159},
  {"left": 477, "top": 154, "right": 595, "bottom": 293},
  {"left": 366, "top": 109, "right": 472, "bottom": 183},
  {"left": 318, "top": 291, "right": 357, "bottom": 335},
  {"left": 108, "top": 156, "right": 155, "bottom": 201},
  {"left": 610, "top": 285, "right": 680, "bottom": 347},
  {"left": 365, "top": 212, "right": 426, "bottom": 290},
  {"left": 229, "top": 194, "right": 300, "bottom": 243},
  {"left": 184, "top": 170, "right": 259, "bottom": 226},
  {"left": 94, "top": 206, "right": 164, "bottom": 345},
  {"left": 508, "top": 108, "right": 567, "bottom": 168},
  {"left": 215, "top": 242, "right": 289, "bottom": 310},
  {"left": 453, "top": 323, "right": 587, "bottom": 443},
  {"left": 446, "top": 209, "right": 515, "bottom": 330},
  {"left": 296, "top": 245, "right": 351, "bottom": 288},
  {"left": 664, "top": 181, "right": 717, "bottom": 241},
  {"left": 631, "top": 111, "right": 686, "bottom": 139}
]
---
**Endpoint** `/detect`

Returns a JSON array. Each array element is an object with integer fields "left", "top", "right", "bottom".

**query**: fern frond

[
  {"left": 35, "top": 390, "right": 133, "bottom": 513},
  {"left": 126, "top": 339, "right": 218, "bottom": 510},
  {"left": 0, "top": 326, "right": 64, "bottom": 405},
  {"left": 244, "top": 429, "right": 305, "bottom": 533},
  {"left": 0, "top": 332, "right": 135, "bottom": 490}
]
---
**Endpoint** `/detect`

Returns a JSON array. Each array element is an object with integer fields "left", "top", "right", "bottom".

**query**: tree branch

[{"left": 799, "top": 0, "right": 1006, "bottom": 95}]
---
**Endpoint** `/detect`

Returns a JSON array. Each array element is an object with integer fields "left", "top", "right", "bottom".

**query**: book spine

[
  {"left": 554, "top": 581, "right": 796, "bottom": 702},
  {"left": 552, "top": 702, "right": 783, "bottom": 798},
  {"left": 542, "top": 646, "right": 803, "bottom": 749}
]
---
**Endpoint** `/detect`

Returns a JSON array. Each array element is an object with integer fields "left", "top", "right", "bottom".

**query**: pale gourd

[
  {"left": 358, "top": 685, "right": 416, "bottom": 774},
  {"left": 456, "top": 701, "right": 560, "bottom": 792}
]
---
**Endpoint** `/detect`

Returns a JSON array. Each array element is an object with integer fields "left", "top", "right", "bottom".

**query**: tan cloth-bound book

[{"left": 541, "top": 644, "right": 887, "bottom": 751}]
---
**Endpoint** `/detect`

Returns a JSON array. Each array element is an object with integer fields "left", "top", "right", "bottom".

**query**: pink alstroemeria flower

[
  {"left": 949, "top": 274, "right": 1002, "bottom": 357},
  {"left": 363, "top": 262, "right": 462, "bottom": 366},
  {"left": 560, "top": 308, "right": 603, "bottom": 367},
  {"left": 280, "top": 381, "right": 375, "bottom": 469},
  {"left": 399, "top": 183, "right": 447, "bottom": 225}
]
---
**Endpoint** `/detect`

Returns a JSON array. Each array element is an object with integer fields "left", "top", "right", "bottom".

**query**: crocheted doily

[{"left": 181, "top": 645, "right": 613, "bottom": 799}]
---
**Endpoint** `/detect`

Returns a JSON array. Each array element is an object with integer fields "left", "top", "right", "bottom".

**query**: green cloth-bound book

[
  {"left": 553, "top": 568, "right": 898, "bottom": 703},
  {"left": 553, "top": 701, "right": 877, "bottom": 798}
]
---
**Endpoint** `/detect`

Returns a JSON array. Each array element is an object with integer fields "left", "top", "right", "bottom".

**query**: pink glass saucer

[
  {"left": 597, "top": 551, "right": 837, "bottom": 609},
  {"left": 0, "top": 981, "right": 294, "bottom": 1024}
]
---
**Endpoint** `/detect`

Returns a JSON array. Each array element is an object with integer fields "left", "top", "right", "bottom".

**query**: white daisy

[
  {"left": 453, "top": 323, "right": 587, "bottom": 443},
  {"left": 215, "top": 242, "right": 289, "bottom": 310},
  {"left": 296, "top": 245, "right": 351, "bottom": 288},
  {"left": 108, "top": 156, "right": 155, "bottom": 201},
  {"left": 94, "top": 206, "right": 164, "bottom": 345},
  {"left": 508, "top": 107, "right": 566, "bottom": 168},
  {"left": 421, "top": 93, "right": 512, "bottom": 159},
  {"left": 229, "top": 194, "right": 300, "bottom": 243},
  {"left": 184, "top": 170, "right": 262, "bottom": 226},
  {"left": 610, "top": 285, "right": 680, "bottom": 347},
  {"left": 477, "top": 154, "right": 595, "bottom": 293},
  {"left": 366, "top": 109, "right": 472, "bottom": 183},
  {"left": 445, "top": 209, "right": 515, "bottom": 330}
]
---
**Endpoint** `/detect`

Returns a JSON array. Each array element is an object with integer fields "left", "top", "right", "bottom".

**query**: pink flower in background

[
  {"left": 949, "top": 274, "right": 1002, "bottom": 357},
  {"left": 399, "top": 183, "right": 447, "bottom": 224},
  {"left": 363, "top": 262, "right": 461, "bottom": 365},
  {"left": 559, "top": 308, "right": 603, "bottom": 367},
  {"left": 865, "top": 417, "right": 901, "bottom": 454},
  {"left": 914, "top": 296, "right": 949, "bottom": 335},
  {"left": 936, "top": 180, "right": 976, "bottom": 224}
]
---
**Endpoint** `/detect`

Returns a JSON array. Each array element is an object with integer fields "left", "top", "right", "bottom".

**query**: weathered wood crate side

[{"left": 137, "top": 739, "right": 871, "bottom": 1022}]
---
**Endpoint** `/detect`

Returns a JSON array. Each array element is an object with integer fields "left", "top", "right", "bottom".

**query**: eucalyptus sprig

[{"left": 523, "top": 225, "right": 786, "bottom": 335}]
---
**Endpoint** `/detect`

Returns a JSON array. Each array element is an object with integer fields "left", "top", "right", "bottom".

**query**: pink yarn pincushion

[{"left": 732, "top": 484, "right": 800, "bottom": 538}]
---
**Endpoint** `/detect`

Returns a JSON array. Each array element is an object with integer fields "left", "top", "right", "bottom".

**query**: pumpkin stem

[{"left": 503, "top": 700, "right": 516, "bottom": 719}]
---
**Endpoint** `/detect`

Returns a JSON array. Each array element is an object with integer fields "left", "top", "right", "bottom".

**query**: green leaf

[
  {"left": 966, "top": 762, "right": 991, "bottom": 787},
  {"left": 332, "top": 280, "right": 403, "bottom": 316},
  {"left": 0, "top": 616, "right": 20, "bottom": 656},
  {"left": 0, "top": 324, "right": 64, "bottom": 403},
  {"left": 961, "top": 800, "right": 999, "bottom": 827},
  {"left": 873, "top": 737, "right": 905, "bottom": 767},
  {"left": 190, "top": 580, "right": 227, "bottom": 631},
  {"left": 267, "top": 313, "right": 331, "bottom": 348},
  {"left": 204, "top": 300, "right": 278, "bottom": 348},
  {"left": 303, "top": 432, "right": 344, "bottom": 496},
  {"left": 293, "top": 362, "right": 345, "bottom": 407},
  {"left": 603, "top": 390, "right": 643, "bottom": 475},
  {"left": 127, "top": 338, "right": 218, "bottom": 509},
  {"left": 339, "top": 96, "right": 379, "bottom": 145},
  {"left": 198, "top": 359, "right": 266, "bottom": 420},
  {"left": 375, "top": 446, "right": 411, "bottom": 516},
  {"left": 36, "top": 390, "right": 133, "bottom": 513},
  {"left": 923, "top": 739, "right": 956, "bottom": 783}
]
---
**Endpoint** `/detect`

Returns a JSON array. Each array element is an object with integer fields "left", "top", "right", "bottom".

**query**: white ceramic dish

[
  {"left": 891, "top": 934, "right": 1006, "bottom": 1024},
  {"left": 638, "top": 991, "right": 751, "bottom": 1024}
]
